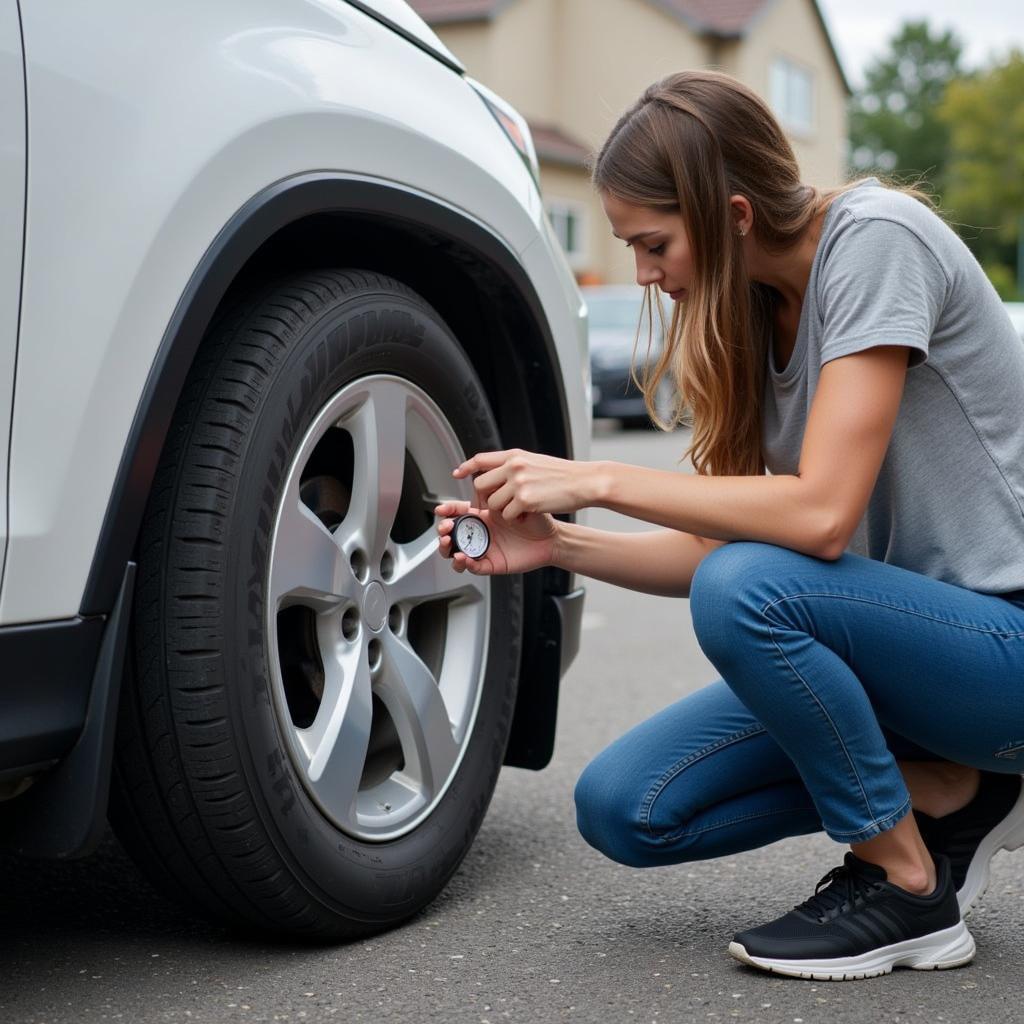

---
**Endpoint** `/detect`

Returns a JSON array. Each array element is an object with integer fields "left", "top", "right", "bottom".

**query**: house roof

[
  {"left": 409, "top": 0, "right": 771, "bottom": 30},
  {"left": 408, "top": 0, "right": 850, "bottom": 94},
  {"left": 528, "top": 121, "right": 592, "bottom": 168},
  {"left": 406, "top": 0, "right": 512, "bottom": 24},
  {"left": 654, "top": 0, "right": 770, "bottom": 36}
]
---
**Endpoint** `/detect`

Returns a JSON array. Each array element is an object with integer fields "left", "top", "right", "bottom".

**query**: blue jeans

[{"left": 574, "top": 542, "right": 1024, "bottom": 868}]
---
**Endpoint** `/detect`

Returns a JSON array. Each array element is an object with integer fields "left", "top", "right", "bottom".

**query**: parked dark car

[{"left": 584, "top": 285, "right": 675, "bottom": 429}]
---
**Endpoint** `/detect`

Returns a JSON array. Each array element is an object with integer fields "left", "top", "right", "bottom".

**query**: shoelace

[{"left": 795, "top": 863, "right": 883, "bottom": 923}]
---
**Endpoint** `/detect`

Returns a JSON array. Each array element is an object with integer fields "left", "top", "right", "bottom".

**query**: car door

[{"left": 0, "top": 4, "right": 25, "bottom": 598}]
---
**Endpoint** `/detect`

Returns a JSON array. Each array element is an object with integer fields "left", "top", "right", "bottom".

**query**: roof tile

[
  {"left": 407, "top": 0, "right": 502, "bottom": 23},
  {"left": 528, "top": 121, "right": 592, "bottom": 167},
  {"left": 409, "top": 0, "right": 770, "bottom": 33},
  {"left": 660, "top": 0, "right": 769, "bottom": 36}
]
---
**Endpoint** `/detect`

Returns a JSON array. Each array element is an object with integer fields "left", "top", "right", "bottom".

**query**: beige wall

[
  {"left": 726, "top": 0, "right": 847, "bottom": 187},
  {"left": 435, "top": 22, "right": 492, "bottom": 79},
  {"left": 482, "top": 0, "right": 559, "bottom": 123},
  {"left": 555, "top": 0, "right": 708, "bottom": 148},
  {"left": 538, "top": 163, "right": 599, "bottom": 272},
  {"left": 431, "top": 0, "right": 716, "bottom": 284},
  {"left": 432, "top": 0, "right": 559, "bottom": 124},
  {"left": 555, "top": 0, "right": 712, "bottom": 283},
  {"left": 430, "top": 0, "right": 849, "bottom": 283},
  {"left": 539, "top": 164, "right": 641, "bottom": 284}
]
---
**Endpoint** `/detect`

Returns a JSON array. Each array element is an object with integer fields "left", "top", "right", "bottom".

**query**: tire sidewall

[{"left": 225, "top": 280, "right": 521, "bottom": 924}]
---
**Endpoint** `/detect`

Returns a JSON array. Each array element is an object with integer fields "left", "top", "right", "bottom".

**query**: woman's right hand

[{"left": 435, "top": 500, "right": 559, "bottom": 576}]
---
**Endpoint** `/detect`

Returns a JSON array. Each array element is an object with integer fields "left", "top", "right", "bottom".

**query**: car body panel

[
  {"left": 0, "top": 6, "right": 24, "bottom": 600},
  {"left": 522, "top": 213, "right": 591, "bottom": 463},
  {"left": 344, "top": 0, "right": 464, "bottom": 69},
  {"left": 0, "top": 0, "right": 581, "bottom": 624}
]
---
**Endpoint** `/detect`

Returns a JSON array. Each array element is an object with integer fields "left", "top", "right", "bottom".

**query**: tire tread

[{"left": 111, "top": 269, "right": 520, "bottom": 939}]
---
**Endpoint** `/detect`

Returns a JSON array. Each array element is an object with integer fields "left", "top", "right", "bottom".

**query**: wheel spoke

[
  {"left": 342, "top": 381, "right": 408, "bottom": 564},
  {"left": 270, "top": 482, "right": 352, "bottom": 611},
  {"left": 267, "top": 372, "right": 492, "bottom": 839},
  {"left": 303, "top": 639, "right": 373, "bottom": 827},
  {"left": 389, "top": 526, "right": 488, "bottom": 607},
  {"left": 377, "top": 632, "right": 458, "bottom": 797}
]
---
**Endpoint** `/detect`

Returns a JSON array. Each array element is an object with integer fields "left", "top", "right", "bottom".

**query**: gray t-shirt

[{"left": 762, "top": 177, "right": 1024, "bottom": 594}]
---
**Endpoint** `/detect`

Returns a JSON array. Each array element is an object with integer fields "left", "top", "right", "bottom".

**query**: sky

[{"left": 816, "top": 0, "right": 1024, "bottom": 88}]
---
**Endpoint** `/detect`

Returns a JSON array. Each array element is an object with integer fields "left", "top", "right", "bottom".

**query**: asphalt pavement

[{"left": 2, "top": 421, "right": 1022, "bottom": 1023}]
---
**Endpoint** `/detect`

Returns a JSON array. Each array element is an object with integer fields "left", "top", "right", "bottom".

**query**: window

[
  {"left": 770, "top": 57, "right": 814, "bottom": 136},
  {"left": 546, "top": 198, "right": 587, "bottom": 271}
]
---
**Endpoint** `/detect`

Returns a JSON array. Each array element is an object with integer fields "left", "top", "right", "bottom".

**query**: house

[{"left": 408, "top": 0, "right": 851, "bottom": 284}]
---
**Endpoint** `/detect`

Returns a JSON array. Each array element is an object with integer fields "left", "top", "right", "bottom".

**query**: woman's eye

[{"left": 649, "top": 244, "right": 665, "bottom": 256}]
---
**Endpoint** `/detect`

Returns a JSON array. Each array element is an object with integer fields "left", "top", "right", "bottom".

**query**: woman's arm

[
  {"left": 552, "top": 524, "right": 726, "bottom": 598},
  {"left": 592, "top": 346, "right": 910, "bottom": 560},
  {"left": 456, "top": 346, "right": 910, "bottom": 560}
]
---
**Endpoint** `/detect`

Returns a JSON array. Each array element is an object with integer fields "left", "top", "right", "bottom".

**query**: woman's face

[{"left": 599, "top": 191, "right": 693, "bottom": 301}]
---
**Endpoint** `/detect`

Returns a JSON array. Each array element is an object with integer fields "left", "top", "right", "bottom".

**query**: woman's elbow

[{"left": 814, "top": 513, "right": 852, "bottom": 562}]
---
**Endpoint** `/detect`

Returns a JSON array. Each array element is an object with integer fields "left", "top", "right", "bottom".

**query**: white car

[{"left": 0, "top": 1, "right": 588, "bottom": 939}]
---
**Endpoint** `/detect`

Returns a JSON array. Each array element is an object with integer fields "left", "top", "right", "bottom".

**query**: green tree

[
  {"left": 939, "top": 51, "right": 1024, "bottom": 298},
  {"left": 848, "top": 20, "right": 963, "bottom": 191}
]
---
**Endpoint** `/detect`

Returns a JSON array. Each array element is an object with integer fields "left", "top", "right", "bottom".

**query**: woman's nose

[{"left": 635, "top": 263, "right": 661, "bottom": 287}]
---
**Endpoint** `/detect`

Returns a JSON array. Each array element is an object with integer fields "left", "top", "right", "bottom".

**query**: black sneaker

[
  {"left": 914, "top": 771, "right": 1024, "bottom": 915},
  {"left": 729, "top": 852, "right": 974, "bottom": 980}
]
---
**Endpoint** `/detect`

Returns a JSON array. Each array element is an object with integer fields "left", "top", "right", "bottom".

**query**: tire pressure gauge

[{"left": 450, "top": 514, "right": 490, "bottom": 559}]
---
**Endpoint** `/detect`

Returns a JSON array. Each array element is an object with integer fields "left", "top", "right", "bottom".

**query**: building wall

[
  {"left": 538, "top": 163, "right": 596, "bottom": 270},
  {"left": 434, "top": 2, "right": 559, "bottom": 124},
  {"left": 484, "top": 0, "right": 559, "bottom": 124},
  {"left": 727, "top": 0, "right": 848, "bottom": 187},
  {"left": 555, "top": 0, "right": 712, "bottom": 283},
  {"left": 556, "top": 0, "right": 709, "bottom": 149},
  {"left": 434, "top": 21, "right": 492, "bottom": 80},
  {"left": 428, "top": 0, "right": 849, "bottom": 283}
]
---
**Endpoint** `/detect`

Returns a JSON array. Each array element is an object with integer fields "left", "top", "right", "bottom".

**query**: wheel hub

[
  {"left": 265, "top": 374, "right": 491, "bottom": 841},
  {"left": 362, "top": 581, "right": 388, "bottom": 632}
]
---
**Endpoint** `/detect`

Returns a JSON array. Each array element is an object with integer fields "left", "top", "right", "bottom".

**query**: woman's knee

[
  {"left": 689, "top": 542, "right": 809, "bottom": 660},
  {"left": 690, "top": 542, "right": 766, "bottom": 645},
  {"left": 574, "top": 682, "right": 766, "bottom": 868},
  {"left": 573, "top": 760, "right": 663, "bottom": 868}
]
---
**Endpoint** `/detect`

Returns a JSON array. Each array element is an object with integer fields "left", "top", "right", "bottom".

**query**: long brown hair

[{"left": 591, "top": 70, "right": 934, "bottom": 476}]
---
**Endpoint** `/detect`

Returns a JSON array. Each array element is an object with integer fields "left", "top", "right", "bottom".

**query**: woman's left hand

[{"left": 453, "top": 449, "right": 604, "bottom": 520}]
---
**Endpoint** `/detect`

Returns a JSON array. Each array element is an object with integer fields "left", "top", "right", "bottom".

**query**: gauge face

[{"left": 453, "top": 515, "right": 490, "bottom": 559}]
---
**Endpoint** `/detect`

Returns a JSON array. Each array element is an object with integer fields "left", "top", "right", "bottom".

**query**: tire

[{"left": 110, "top": 269, "right": 523, "bottom": 940}]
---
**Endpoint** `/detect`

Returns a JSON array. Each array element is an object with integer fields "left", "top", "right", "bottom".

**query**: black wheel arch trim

[
  {"left": 341, "top": 0, "right": 465, "bottom": 75},
  {"left": 80, "top": 172, "right": 577, "bottom": 617}
]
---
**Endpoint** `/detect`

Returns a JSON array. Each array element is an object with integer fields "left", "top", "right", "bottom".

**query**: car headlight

[{"left": 467, "top": 77, "right": 540, "bottom": 187}]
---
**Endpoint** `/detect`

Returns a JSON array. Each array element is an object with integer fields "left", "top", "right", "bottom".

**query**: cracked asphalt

[{"left": 2, "top": 422, "right": 1022, "bottom": 1023}]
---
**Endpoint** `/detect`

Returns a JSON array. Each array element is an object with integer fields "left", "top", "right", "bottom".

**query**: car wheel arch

[{"left": 81, "top": 172, "right": 575, "bottom": 773}]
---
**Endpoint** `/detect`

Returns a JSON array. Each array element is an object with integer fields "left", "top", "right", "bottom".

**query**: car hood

[{"left": 349, "top": 0, "right": 464, "bottom": 70}]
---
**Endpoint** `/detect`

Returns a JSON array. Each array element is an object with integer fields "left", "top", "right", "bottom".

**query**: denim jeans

[{"left": 574, "top": 542, "right": 1024, "bottom": 868}]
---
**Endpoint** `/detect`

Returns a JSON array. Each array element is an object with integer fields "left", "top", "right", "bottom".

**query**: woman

[{"left": 434, "top": 70, "right": 1024, "bottom": 981}]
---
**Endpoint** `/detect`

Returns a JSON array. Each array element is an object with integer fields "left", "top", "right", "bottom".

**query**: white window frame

[
  {"left": 770, "top": 56, "right": 815, "bottom": 138},
  {"left": 545, "top": 197, "right": 588, "bottom": 272}
]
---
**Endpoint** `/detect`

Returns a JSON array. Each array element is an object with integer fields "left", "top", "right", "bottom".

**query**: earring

[{"left": 738, "top": 227, "right": 747, "bottom": 237}]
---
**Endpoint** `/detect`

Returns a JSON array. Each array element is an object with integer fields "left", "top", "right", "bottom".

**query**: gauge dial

[{"left": 452, "top": 514, "right": 490, "bottom": 559}]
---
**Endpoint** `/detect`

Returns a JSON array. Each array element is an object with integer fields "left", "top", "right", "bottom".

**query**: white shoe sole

[
  {"left": 960, "top": 775, "right": 1024, "bottom": 917},
  {"left": 728, "top": 920, "right": 976, "bottom": 981}
]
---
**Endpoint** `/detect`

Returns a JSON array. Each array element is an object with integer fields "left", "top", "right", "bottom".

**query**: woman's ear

[{"left": 729, "top": 194, "right": 753, "bottom": 237}]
